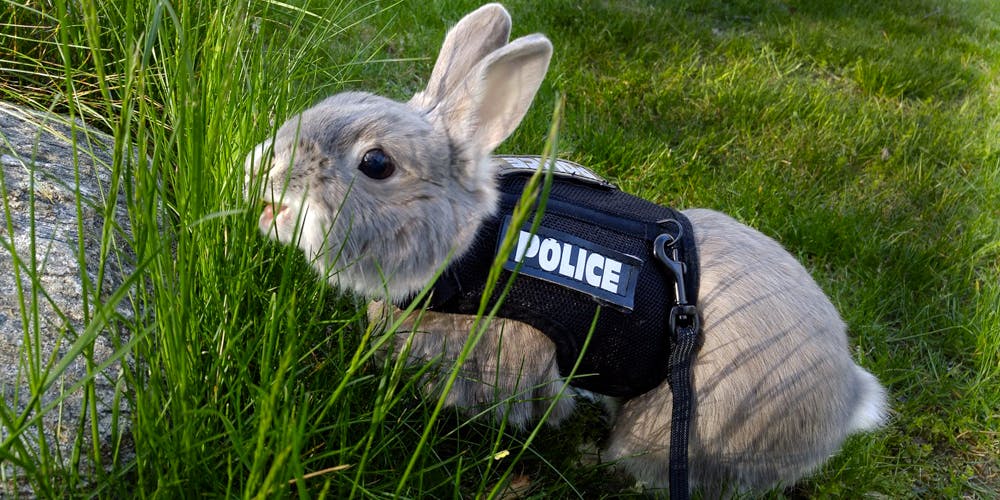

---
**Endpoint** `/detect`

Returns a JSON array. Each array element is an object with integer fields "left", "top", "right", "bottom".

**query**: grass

[{"left": 1, "top": 0, "right": 998, "bottom": 497}]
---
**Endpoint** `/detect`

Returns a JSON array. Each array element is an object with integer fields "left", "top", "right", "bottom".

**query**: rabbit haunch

[{"left": 244, "top": 2, "right": 888, "bottom": 496}]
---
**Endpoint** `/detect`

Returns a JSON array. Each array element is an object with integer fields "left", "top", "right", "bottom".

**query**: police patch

[{"left": 497, "top": 216, "right": 642, "bottom": 310}]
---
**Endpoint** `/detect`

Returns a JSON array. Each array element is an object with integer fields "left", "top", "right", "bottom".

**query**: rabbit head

[{"left": 244, "top": 3, "right": 552, "bottom": 301}]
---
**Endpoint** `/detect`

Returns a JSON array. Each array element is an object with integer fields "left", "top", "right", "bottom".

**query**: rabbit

[{"left": 243, "top": 3, "right": 888, "bottom": 496}]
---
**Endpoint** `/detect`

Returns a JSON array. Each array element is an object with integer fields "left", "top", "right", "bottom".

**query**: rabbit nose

[
  {"left": 259, "top": 201, "right": 289, "bottom": 227},
  {"left": 262, "top": 202, "right": 287, "bottom": 217}
]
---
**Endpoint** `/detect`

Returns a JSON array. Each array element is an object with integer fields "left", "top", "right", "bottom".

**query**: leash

[{"left": 654, "top": 226, "right": 701, "bottom": 500}]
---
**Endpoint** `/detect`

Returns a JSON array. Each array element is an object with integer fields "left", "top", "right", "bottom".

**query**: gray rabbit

[{"left": 244, "top": 3, "right": 888, "bottom": 496}]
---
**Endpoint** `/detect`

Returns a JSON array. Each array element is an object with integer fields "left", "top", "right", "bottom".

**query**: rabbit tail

[{"left": 848, "top": 364, "right": 888, "bottom": 433}]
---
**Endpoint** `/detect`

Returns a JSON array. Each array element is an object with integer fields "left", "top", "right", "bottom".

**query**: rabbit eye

[{"left": 358, "top": 148, "right": 395, "bottom": 180}]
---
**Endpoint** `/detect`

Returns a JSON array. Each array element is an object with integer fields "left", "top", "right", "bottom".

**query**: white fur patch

[{"left": 849, "top": 366, "right": 889, "bottom": 432}]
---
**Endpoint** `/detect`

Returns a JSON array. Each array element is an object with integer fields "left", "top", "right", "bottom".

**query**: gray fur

[
  {"left": 367, "top": 300, "right": 578, "bottom": 428},
  {"left": 603, "top": 208, "right": 887, "bottom": 496},
  {"left": 245, "top": 4, "right": 551, "bottom": 301},
  {"left": 245, "top": 3, "right": 887, "bottom": 496}
]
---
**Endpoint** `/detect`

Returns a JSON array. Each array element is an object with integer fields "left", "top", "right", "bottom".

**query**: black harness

[{"left": 406, "top": 156, "right": 702, "bottom": 498}]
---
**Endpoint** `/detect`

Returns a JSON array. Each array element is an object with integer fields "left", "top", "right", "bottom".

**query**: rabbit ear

[
  {"left": 439, "top": 34, "right": 553, "bottom": 158},
  {"left": 410, "top": 3, "right": 512, "bottom": 110}
]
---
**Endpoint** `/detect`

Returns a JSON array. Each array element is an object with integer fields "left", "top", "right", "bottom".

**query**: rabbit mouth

[{"left": 259, "top": 201, "right": 290, "bottom": 229}]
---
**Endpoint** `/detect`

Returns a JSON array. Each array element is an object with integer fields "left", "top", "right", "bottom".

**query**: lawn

[{"left": 2, "top": 0, "right": 998, "bottom": 497}]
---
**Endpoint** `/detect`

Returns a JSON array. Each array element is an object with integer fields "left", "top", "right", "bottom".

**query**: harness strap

[
  {"left": 653, "top": 226, "right": 701, "bottom": 500},
  {"left": 668, "top": 306, "right": 699, "bottom": 500}
]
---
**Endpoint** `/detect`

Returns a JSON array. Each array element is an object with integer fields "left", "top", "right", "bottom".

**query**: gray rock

[{"left": 0, "top": 101, "right": 134, "bottom": 496}]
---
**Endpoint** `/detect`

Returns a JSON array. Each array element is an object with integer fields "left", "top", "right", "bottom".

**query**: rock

[{"left": 0, "top": 101, "right": 134, "bottom": 496}]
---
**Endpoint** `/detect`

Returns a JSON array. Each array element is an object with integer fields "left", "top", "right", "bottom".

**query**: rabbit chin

[
  {"left": 259, "top": 199, "right": 338, "bottom": 277},
  {"left": 251, "top": 189, "right": 417, "bottom": 301},
  {"left": 339, "top": 264, "right": 440, "bottom": 304},
  {"left": 259, "top": 199, "right": 310, "bottom": 245},
  {"left": 284, "top": 221, "right": 441, "bottom": 304}
]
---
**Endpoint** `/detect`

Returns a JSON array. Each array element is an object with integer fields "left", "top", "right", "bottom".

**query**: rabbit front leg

[{"left": 367, "top": 301, "right": 577, "bottom": 429}]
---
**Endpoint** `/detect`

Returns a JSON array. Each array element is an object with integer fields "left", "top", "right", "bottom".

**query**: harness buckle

[
  {"left": 653, "top": 229, "right": 689, "bottom": 306},
  {"left": 669, "top": 304, "right": 700, "bottom": 340}
]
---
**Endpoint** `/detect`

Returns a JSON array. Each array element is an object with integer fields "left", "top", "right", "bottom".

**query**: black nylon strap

[
  {"left": 653, "top": 222, "right": 700, "bottom": 500},
  {"left": 667, "top": 307, "right": 699, "bottom": 500}
]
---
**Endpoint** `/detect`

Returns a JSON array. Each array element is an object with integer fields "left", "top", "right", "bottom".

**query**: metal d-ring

[{"left": 655, "top": 218, "right": 683, "bottom": 243}]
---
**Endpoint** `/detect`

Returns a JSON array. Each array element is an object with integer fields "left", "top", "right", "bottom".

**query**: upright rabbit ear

[
  {"left": 438, "top": 34, "right": 553, "bottom": 159},
  {"left": 409, "top": 3, "right": 512, "bottom": 110}
]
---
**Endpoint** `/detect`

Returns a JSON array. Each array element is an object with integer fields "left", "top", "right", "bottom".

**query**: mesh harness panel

[{"left": 410, "top": 158, "right": 700, "bottom": 399}]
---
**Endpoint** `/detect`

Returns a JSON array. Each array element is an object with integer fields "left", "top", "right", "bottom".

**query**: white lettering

[
  {"left": 558, "top": 243, "right": 576, "bottom": 277},
  {"left": 574, "top": 248, "right": 588, "bottom": 281},
  {"left": 538, "top": 238, "right": 560, "bottom": 271},
  {"left": 514, "top": 230, "right": 540, "bottom": 262},
  {"left": 601, "top": 259, "right": 623, "bottom": 293},
  {"left": 585, "top": 252, "right": 604, "bottom": 287},
  {"left": 506, "top": 225, "right": 630, "bottom": 300}
]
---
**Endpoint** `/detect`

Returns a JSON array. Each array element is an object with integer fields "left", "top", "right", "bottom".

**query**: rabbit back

[{"left": 605, "top": 208, "right": 887, "bottom": 494}]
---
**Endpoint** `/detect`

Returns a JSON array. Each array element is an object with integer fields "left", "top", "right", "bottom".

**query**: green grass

[{"left": 2, "top": 0, "right": 998, "bottom": 497}]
